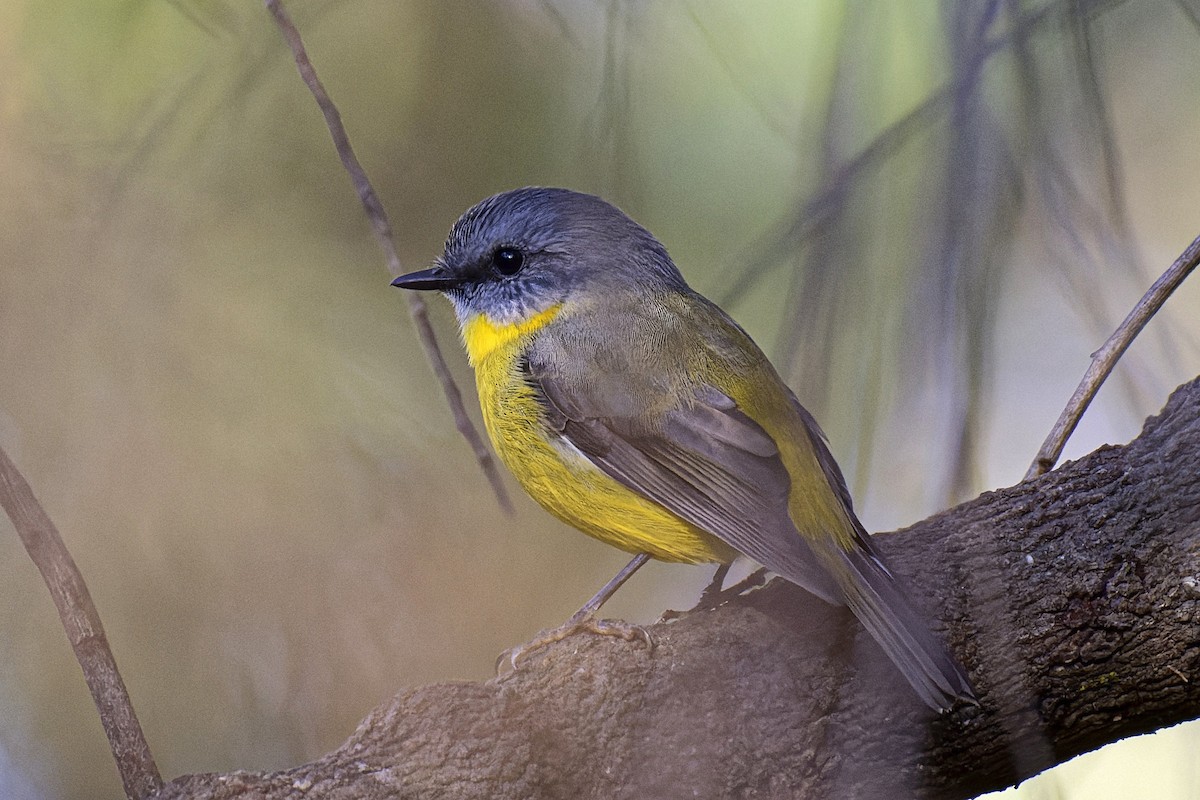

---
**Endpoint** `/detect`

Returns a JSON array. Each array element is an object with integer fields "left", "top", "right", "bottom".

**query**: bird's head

[{"left": 392, "top": 187, "right": 686, "bottom": 326}]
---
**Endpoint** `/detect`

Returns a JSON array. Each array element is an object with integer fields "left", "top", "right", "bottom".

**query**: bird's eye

[{"left": 491, "top": 246, "right": 525, "bottom": 276}]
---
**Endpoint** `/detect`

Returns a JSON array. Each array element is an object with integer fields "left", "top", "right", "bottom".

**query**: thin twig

[
  {"left": 0, "top": 446, "right": 162, "bottom": 800},
  {"left": 1025, "top": 234, "right": 1200, "bottom": 480},
  {"left": 264, "top": 0, "right": 513, "bottom": 512}
]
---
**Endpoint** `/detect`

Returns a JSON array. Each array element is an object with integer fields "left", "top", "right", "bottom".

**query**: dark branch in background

[
  {"left": 1038, "top": 0, "right": 1155, "bottom": 412},
  {"left": 1026, "top": 233, "right": 1200, "bottom": 479},
  {"left": 264, "top": 0, "right": 512, "bottom": 513},
  {"left": 712, "top": 0, "right": 1162, "bottom": 508},
  {"left": 1068, "top": 0, "right": 1137, "bottom": 250},
  {"left": 713, "top": 88, "right": 945, "bottom": 311},
  {"left": 770, "top": 8, "right": 854, "bottom": 399},
  {"left": 713, "top": 0, "right": 1060, "bottom": 310},
  {"left": 587, "top": 0, "right": 641, "bottom": 205},
  {"left": 0, "top": 447, "right": 162, "bottom": 800},
  {"left": 1179, "top": 0, "right": 1200, "bottom": 33},
  {"left": 683, "top": 8, "right": 793, "bottom": 143},
  {"left": 928, "top": 1, "right": 1020, "bottom": 506}
]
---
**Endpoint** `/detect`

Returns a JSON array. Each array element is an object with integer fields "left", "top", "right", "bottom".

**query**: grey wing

[
  {"left": 525, "top": 357, "right": 842, "bottom": 603},
  {"left": 527, "top": 354, "right": 975, "bottom": 709}
]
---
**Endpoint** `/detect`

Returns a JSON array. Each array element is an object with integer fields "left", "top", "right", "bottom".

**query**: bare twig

[
  {"left": 0, "top": 446, "right": 162, "bottom": 800},
  {"left": 264, "top": 0, "right": 513, "bottom": 512},
  {"left": 1025, "top": 233, "right": 1200, "bottom": 479}
]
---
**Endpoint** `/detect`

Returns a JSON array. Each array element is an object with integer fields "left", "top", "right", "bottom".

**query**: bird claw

[{"left": 496, "top": 617, "right": 654, "bottom": 675}]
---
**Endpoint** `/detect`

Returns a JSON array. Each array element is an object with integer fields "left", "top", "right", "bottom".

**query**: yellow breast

[
  {"left": 460, "top": 306, "right": 735, "bottom": 565},
  {"left": 460, "top": 305, "right": 563, "bottom": 366}
]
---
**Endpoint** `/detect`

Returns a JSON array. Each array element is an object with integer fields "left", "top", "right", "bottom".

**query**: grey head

[{"left": 392, "top": 187, "right": 688, "bottom": 324}]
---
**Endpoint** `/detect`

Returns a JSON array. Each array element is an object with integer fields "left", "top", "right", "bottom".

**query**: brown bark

[{"left": 152, "top": 377, "right": 1200, "bottom": 799}]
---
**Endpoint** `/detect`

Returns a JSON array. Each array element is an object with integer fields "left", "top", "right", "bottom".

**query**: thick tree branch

[{"left": 151, "top": 377, "right": 1200, "bottom": 799}]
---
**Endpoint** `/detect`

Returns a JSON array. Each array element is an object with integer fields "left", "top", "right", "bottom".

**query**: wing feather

[
  {"left": 524, "top": 344, "right": 974, "bottom": 708},
  {"left": 528, "top": 356, "right": 841, "bottom": 602}
]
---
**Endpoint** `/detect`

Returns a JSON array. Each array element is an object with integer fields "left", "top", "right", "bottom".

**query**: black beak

[{"left": 390, "top": 268, "right": 462, "bottom": 291}]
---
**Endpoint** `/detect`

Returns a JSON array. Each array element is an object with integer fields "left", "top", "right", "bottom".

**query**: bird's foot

[
  {"left": 659, "top": 567, "right": 769, "bottom": 622},
  {"left": 496, "top": 615, "right": 654, "bottom": 674}
]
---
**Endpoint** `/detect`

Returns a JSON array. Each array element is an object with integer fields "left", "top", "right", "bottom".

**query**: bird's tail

[{"left": 828, "top": 540, "right": 976, "bottom": 711}]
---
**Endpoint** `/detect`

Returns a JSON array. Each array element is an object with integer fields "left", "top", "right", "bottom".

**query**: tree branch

[
  {"left": 264, "top": 0, "right": 513, "bottom": 512},
  {"left": 149, "top": 376, "right": 1200, "bottom": 799},
  {"left": 1026, "top": 232, "right": 1200, "bottom": 478},
  {"left": 0, "top": 446, "right": 162, "bottom": 800}
]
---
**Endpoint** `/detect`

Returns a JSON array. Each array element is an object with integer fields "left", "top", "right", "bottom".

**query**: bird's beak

[{"left": 390, "top": 268, "right": 462, "bottom": 291}]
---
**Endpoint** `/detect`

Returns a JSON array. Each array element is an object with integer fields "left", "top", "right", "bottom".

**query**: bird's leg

[
  {"left": 709, "top": 566, "right": 768, "bottom": 604},
  {"left": 696, "top": 563, "right": 732, "bottom": 607},
  {"left": 661, "top": 565, "right": 769, "bottom": 622},
  {"left": 660, "top": 563, "right": 729, "bottom": 622},
  {"left": 498, "top": 553, "right": 654, "bottom": 673}
]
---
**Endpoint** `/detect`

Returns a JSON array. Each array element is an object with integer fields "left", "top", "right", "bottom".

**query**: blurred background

[{"left": 1, "top": 1, "right": 1198, "bottom": 797}]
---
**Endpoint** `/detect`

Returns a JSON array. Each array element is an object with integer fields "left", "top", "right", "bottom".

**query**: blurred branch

[
  {"left": 0, "top": 446, "right": 162, "bottom": 800},
  {"left": 719, "top": 0, "right": 1161, "bottom": 510},
  {"left": 148, "top": 376, "right": 1200, "bottom": 799},
  {"left": 715, "top": 89, "right": 942, "bottom": 310},
  {"left": 716, "top": 0, "right": 1062, "bottom": 309},
  {"left": 1025, "top": 233, "right": 1200, "bottom": 479},
  {"left": 1178, "top": 0, "right": 1200, "bottom": 33},
  {"left": 588, "top": 0, "right": 641, "bottom": 203},
  {"left": 264, "top": 0, "right": 513, "bottom": 512}
]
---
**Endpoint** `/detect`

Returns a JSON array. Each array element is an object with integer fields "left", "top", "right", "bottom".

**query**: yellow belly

[{"left": 462, "top": 312, "right": 736, "bottom": 565}]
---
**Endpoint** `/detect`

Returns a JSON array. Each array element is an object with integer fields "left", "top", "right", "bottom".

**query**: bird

[{"left": 392, "top": 187, "right": 975, "bottom": 710}]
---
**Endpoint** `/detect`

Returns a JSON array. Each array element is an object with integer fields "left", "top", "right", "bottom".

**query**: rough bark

[{"left": 152, "top": 378, "right": 1200, "bottom": 800}]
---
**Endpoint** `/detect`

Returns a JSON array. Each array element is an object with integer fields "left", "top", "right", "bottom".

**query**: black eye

[{"left": 491, "top": 246, "right": 524, "bottom": 276}]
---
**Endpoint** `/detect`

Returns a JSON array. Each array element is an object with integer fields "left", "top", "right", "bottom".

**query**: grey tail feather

[{"left": 835, "top": 546, "right": 977, "bottom": 711}]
